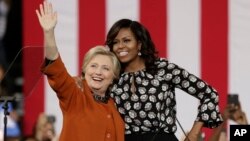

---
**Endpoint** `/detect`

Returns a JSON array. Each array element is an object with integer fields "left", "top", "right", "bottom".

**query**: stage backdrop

[{"left": 22, "top": 0, "right": 250, "bottom": 140}]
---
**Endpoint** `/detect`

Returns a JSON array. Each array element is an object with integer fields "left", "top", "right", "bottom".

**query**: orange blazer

[{"left": 41, "top": 56, "right": 124, "bottom": 141}]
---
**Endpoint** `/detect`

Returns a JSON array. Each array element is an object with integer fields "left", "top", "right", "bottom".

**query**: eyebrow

[
  {"left": 90, "top": 62, "right": 111, "bottom": 68},
  {"left": 115, "top": 36, "right": 133, "bottom": 40}
]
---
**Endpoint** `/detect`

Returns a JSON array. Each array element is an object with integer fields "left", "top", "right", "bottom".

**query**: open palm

[{"left": 36, "top": 1, "right": 57, "bottom": 32}]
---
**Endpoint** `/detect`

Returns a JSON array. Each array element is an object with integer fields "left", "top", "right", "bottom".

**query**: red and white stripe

[{"left": 22, "top": 0, "right": 250, "bottom": 140}]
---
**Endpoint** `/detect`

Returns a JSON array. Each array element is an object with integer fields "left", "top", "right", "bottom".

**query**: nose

[
  {"left": 117, "top": 41, "right": 125, "bottom": 48},
  {"left": 94, "top": 67, "right": 102, "bottom": 75}
]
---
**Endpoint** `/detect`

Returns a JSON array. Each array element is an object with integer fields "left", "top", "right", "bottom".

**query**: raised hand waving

[{"left": 36, "top": 0, "right": 57, "bottom": 32}]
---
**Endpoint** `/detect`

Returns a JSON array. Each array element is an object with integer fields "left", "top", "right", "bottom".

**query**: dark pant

[{"left": 125, "top": 131, "right": 178, "bottom": 141}]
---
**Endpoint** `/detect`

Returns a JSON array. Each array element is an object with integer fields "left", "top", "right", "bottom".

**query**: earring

[{"left": 138, "top": 52, "right": 142, "bottom": 56}]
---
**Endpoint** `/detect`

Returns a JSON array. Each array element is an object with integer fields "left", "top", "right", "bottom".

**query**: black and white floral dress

[{"left": 110, "top": 58, "right": 223, "bottom": 134}]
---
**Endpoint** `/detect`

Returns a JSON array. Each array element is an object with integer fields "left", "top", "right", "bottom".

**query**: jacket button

[
  {"left": 106, "top": 133, "right": 111, "bottom": 138},
  {"left": 107, "top": 114, "right": 111, "bottom": 118}
]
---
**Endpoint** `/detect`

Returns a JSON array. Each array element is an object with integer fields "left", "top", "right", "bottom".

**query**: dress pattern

[{"left": 110, "top": 58, "right": 223, "bottom": 134}]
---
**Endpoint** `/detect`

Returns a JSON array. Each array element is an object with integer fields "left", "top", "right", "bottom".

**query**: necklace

[{"left": 93, "top": 93, "right": 109, "bottom": 104}]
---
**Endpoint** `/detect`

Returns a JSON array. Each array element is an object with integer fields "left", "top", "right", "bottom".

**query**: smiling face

[
  {"left": 84, "top": 54, "right": 115, "bottom": 95},
  {"left": 112, "top": 28, "right": 141, "bottom": 64}
]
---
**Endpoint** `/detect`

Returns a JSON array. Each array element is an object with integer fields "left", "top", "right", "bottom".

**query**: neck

[
  {"left": 92, "top": 91, "right": 109, "bottom": 103},
  {"left": 91, "top": 90, "right": 105, "bottom": 97},
  {"left": 124, "top": 57, "right": 145, "bottom": 72}
]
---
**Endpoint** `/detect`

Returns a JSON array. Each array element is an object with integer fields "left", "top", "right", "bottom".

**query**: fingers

[
  {"left": 36, "top": 1, "right": 54, "bottom": 16},
  {"left": 40, "top": 3, "right": 45, "bottom": 16},
  {"left": 36, "top": 0, "right": 58, "bottom": 31},
  {"left": 45, "top": 1, "right": 50, "bottom": 14},
  {"left": 48, "top": 2, "right": 53, "bottom": 14},
  {"left": 45, "top": 1, "right": 54, "bottom": 15},
  {"left": 35, "top": 9, "right": 41, "bottom": 19}
]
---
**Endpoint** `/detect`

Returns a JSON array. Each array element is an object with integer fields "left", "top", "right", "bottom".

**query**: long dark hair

[{"left": 105, "top": 19, "right": 159, "bottom": 74}]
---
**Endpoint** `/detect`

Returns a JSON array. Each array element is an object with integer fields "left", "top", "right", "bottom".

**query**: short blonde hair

[{"left": 81, "top": 46, "right": 120, "bottom": 79}]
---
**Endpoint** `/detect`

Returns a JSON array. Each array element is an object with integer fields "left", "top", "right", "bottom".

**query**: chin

[
  {"left": 119, "top": 57, "right": 130, "bottom": 63},
  {"left": 92, "top": 86, "right": 102, "bottom": 90}
]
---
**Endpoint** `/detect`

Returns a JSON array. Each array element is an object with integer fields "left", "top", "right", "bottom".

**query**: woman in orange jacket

[{"left": 36, "top": 1, "right": 124, "bottom": 141}]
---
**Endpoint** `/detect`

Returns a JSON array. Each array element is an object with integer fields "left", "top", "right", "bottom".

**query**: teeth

[
  {"left": 119, "top": 51, "right": 128, "bottom": 56},
  {"left": 93, "top": 77, "right": 102, "bottom": 81}
]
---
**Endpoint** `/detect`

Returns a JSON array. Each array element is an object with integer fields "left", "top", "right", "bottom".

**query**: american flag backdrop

[{"left": 22, "top": 0, "right": 250, "bottom": 140}]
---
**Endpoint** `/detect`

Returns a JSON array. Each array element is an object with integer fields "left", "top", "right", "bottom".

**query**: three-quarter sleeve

[{"left": 166, "top": 61, "right": 223, "bottom": 128}]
